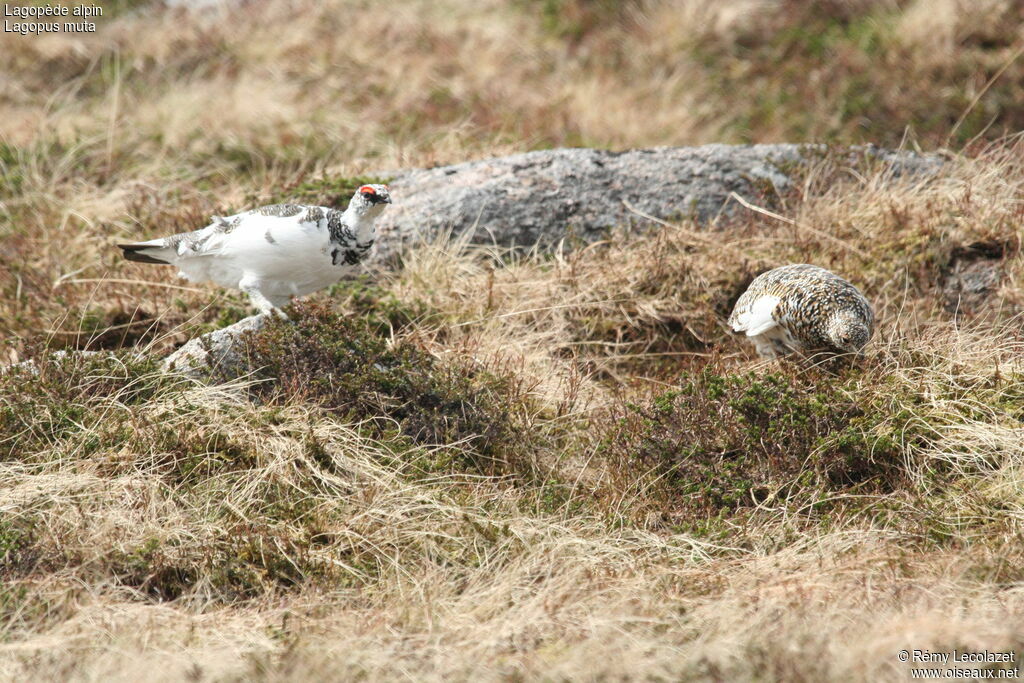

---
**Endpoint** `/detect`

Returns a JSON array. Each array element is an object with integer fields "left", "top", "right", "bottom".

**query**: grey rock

[
  {"left": 162, "top": 314, "right": 267, "bottom": 380},
  {"left": 374, "top": 144, "right": 942, "bottom": 258}
]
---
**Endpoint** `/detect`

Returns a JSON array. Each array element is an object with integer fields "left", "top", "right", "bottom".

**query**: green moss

[{"left": 0, "top": 516, "right": 34, "bottom": 572}]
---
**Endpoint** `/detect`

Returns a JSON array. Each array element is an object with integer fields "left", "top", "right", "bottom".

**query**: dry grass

[{"left": 3, "top": 0, "right": 1024, "bottom": 680}]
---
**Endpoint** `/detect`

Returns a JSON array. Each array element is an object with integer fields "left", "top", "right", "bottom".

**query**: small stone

[{"left": 162, "top": 314, "right": 267, "bottom": 381}]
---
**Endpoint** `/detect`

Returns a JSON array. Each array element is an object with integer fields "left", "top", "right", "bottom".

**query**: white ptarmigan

[
  {"left": 728, "top": 264, "right": 874, "bottom": 359},
  {"left": 118, "top": 184, "right": 392, "bottom": 316}
]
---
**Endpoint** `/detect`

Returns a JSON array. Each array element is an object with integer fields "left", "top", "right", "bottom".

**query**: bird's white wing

[
  {"left": 119, "top": 215, "right": 240, "bottom": 264},
  {"left": 119, "top": 204, "right": 333, "bottom": 288},
  {"left": 171, "top": 215, "right": 249, "bottom": 258},
  {"left": 121, "top": 210, "right": 280, "bottom": 264},
  {"left": 730, "top": 294, "right": 781, "bottom": 336}
]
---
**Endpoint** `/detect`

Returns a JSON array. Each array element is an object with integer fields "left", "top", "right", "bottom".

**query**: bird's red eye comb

[{"left": 359, "top": 185, "right": 377, "bottom": 194}]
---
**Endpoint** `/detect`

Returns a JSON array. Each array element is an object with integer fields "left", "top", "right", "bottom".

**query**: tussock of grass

[{"left": 0, "top": 352, "right": 168, "bottom": 460}]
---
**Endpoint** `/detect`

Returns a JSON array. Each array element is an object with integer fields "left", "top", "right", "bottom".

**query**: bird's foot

[
  {"left": 242, "top": 282, "right": 289, "bottom": 321},
  {"left": 254, "top": 304, "right": 289, "bottom": 320}
]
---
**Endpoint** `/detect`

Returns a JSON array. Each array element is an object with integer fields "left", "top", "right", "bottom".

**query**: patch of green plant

[
  {"left": 147, "top": 424, "right": 258, "bottom": 484},
  {"left": 687, "top": 3, "right": 1024, "bottom": 146},
  {"left": 178, "top": 295, "right": 253, "bottom": 338},
  {"left": 519, "top": 0, "right": 638, "bottom": 42},
  {"left": 196, "top": 137, "right": 326, "bottom": 180},
  {"left": 533, "top": 477, "right": 590, "bottom": 516},
  {"left": 113, "top": 537, "right": 196, "bottom": 601},
  {"left": 110, "top": 524, "right": 334, "bottom": 602},
  {"left": 0, "top": 516, "right": 34, "bottom": 574},
  {"left": 0, "top": 143, "right": 23, "bottom": 197},
  {"left": 768, "top": 9, "right": 895, "bottom": 60},
  {"left": 240, "top": 299, "right": 531, "bottom": 477},
  {"left": 0, "top": 351, "right": 171, "bottom": 461},
  {"left": 601, "top": 367, "right": 912, "bottom": 522},
  {"left": 328, "top": 277, "right": 437, "bottom": 335}
]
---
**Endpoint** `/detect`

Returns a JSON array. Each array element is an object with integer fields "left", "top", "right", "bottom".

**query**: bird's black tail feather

[{"left": 118, "top": 244, "right": 171, "bottom": 265}]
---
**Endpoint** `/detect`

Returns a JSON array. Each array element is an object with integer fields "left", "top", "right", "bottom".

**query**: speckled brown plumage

[{"left": 728, "top": 264, "right": 874, "bottom": 358}]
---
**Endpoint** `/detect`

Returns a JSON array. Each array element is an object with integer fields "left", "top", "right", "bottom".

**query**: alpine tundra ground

[{"left": 2, "top": 1, "right": 1024, "bottom": 680}]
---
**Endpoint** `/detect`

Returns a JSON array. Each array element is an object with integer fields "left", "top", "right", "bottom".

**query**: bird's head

[
  {"left": 349, "top": 184, "right": 392, "bottom": 215},
  {"left": 825, "top": 311, "right": 872, "bottom": 354}
]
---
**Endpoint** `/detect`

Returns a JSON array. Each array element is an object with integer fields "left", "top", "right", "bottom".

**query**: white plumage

[
  {"left": 119, "top": 184, "right": 391, "bottom": 316},
  {"left": 731, "top": 294, "right": 781, "bottom": 338}
]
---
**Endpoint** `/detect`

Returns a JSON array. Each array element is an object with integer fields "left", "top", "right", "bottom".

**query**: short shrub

[
  {"left": 241, "top": 299, "right": 529, "bottom": 476},
  {"left": 328, "top": 277, "right": 436, "bottom": 336},
  {"left": 601, "top": 367, "right": 908, "bottom": 520}
]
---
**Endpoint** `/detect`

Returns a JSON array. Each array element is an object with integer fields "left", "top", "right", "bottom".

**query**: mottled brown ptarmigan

[
  {"left": 118, "top": 184, "right": 391, "bottom": 317},
  {"left": 728, "top": 264, "right": 874, "bottom": 359}
]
